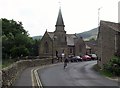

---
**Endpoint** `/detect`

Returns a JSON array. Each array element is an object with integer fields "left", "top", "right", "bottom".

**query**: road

[{"left": 38, "top": 61, "right": 118, "bottom": 87}]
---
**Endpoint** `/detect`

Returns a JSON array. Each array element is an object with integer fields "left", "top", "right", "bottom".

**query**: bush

[{"left": 103, "top": 56, "right": 120, "bottom": 76}]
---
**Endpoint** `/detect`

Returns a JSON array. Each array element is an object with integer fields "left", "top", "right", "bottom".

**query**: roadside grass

[
  {"left": 99, "top": 69, "right": 113, "bottom": 77},
  {"left": 2, "top": 59, "right": 16, "bottom": 68},
  {"left": 93, "top": 64, "right": 113, "bottom": 77}
]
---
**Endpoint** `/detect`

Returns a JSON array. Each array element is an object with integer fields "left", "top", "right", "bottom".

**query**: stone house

[
  {"left": 39, "top": 9, "right": 86, "bottom": 58},
  {"left": 97, "top": 20, "right": 120, "bottom": 68},
  {"left": 85, "top": 40, "right": 97, "bottom": 54}
]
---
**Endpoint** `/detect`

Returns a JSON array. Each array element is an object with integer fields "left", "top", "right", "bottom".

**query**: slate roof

[
  {"left": 48, "top": 32, "right": 54, "bottom": 39},
  {"left": 101, "top": 21, "right": 120, "bottom": 32},
  {"left": 47, "top": 32, "right": 78, "bottom": 46},
  {"left": 66, "top": 34, "right": 77, "bottom": 46}
]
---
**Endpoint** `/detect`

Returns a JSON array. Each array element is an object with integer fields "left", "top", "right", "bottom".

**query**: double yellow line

[
  {"left": 31, "top": 63, "right": 62, "bottom": 88},
  {"left": 31, "top": 67, "right": 43, "bottom": 88}
]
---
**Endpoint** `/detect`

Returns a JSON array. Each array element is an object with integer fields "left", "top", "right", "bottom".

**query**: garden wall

[{"left": 2, "top": 58, "right": 54, "bottom": 87}]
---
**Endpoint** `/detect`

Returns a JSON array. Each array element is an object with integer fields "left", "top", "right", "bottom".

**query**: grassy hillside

[
  {"left": 32, "top": 28, "right": 98, "bottom": 41},
  {"left": 77, "top": 28, "right": 98, "bottom": 40},
  {"left": 32, "top": 35, "right": 42, "bottom": 40}
]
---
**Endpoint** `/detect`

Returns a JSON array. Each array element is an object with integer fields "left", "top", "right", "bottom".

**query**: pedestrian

[
  {"left": 61, "top": 53, "right": 65, "bottom": 62},
  {"left": 64, "top": 57, "right": 69, "bottom": 69}
]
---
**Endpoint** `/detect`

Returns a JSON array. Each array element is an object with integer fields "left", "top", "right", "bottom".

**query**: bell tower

[
  {"left": 54, "top": 8, "right": 67, "bottom": 45},
  {"left": 54, "top": 8, "right": 67, "bottom": 57}
]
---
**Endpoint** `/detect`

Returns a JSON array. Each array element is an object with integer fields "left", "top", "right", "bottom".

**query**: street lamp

[
  {"left": 98, "top": 7, "right": 102, "bottom": 26},
  {"left": 98, "top": 7, "right": 103, "bottom": 67}
]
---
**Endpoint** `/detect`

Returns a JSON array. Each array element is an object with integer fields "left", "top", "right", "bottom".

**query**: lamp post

[
  {"left": 98, "top": 7, "right": 103, "bottom": 67},
  {"left": 98, "top": 7, "right": 102, "bottom": 26}
]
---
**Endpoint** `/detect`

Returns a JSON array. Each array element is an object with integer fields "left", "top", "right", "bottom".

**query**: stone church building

[{"left": 39, "top": 9, "right": 86, "bottom": 58}]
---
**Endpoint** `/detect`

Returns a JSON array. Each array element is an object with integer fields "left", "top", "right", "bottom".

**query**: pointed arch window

[{"left": 44, "top": 42, "right": 49, "bottom": 53}]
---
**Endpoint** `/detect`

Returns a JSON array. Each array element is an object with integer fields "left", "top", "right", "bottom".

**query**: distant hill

[
  {"left": 32, "top": 35, "right": 42, "bottom": 40},
  {"left": 77, "top": 28, "right": 98, "bottom": 41},
  {"left": 32, "top": 28, "right": 98, "bottom": 41}
]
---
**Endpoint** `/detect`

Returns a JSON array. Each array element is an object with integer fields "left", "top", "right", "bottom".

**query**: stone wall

[
  {"left": 97, "top": 21, "right": 116, "bottom": 68},
  {"left": 2, "top": 58, "right": 53, "bottom": 87},
  {"left": 75, "top": 37, "right": 86, "bottom": 56},
  {"left": 97, "top": 21, "right": 119, "bottom": 68},
  {"left": 39, "top": 32, "right": 53, "bottom": 58}
]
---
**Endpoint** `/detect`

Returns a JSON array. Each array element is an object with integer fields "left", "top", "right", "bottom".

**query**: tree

[
  {"left": 10, "top": 45, "right": 29, "bottom": 58},
  {"left": 2, "top": 18, "right": 34, "bottom": 59},
  {"left": 89, "top": 37, "right": 95, "bottom": 41},
  {"left": 104, "top": 56, "right": 120, "bottom": 76},
  {"left": 30, "top": 39, "right": 40, "bottom": 56}
]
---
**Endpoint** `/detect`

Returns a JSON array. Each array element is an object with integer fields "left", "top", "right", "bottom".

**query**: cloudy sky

[{"left": 0, "top": 0, "right": 119, "bottom": 36}]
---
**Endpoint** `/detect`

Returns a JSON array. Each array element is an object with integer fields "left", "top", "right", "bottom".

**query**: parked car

[
  {"left": 75, "top": 56, "right": 82, "bottom": 62},
  {"left": 88, "top": 54, "right": 98, "bottom": 60},
  {"left": 68, "top": 55, "right": 83, "bottom": 62},
  {"left": 70, "top": 56, "right": 78, "bottom": 62},
  {"left": 82, "top": 55, "right": 91, "bottom": 61}
]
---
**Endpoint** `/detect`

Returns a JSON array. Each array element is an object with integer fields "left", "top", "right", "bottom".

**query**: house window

[
  {"left": 44, "top": 42, "right": 49, "bottom": 53},
  {"left": 70, "top": 48, "right": 72, "bottom": 53}
]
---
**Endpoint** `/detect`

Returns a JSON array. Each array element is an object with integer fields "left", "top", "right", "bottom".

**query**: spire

[
  {"left": 55, "top": 8, "right": 65, "bottom": 27},
  {"left": 45, "top": 29, "right": 48, "bottom": 33}
]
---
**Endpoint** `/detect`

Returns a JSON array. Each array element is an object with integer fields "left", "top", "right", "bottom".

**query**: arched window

[{"left": 44, "top": 42, "right": 49, "bottom": 53}]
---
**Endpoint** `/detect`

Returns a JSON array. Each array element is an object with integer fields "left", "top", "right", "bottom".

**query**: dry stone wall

[{"left": 2, "top": 58, "right": 54, "bottom": 87}]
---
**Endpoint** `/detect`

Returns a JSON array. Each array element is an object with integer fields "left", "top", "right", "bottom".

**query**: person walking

[{"left": 64, "top": 57, "right": 69, "bottom": 69}]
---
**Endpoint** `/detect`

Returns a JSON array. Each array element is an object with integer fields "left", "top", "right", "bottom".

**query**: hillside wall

[{"left": 2, "top": 58, "right": 55, "bottom": 87}]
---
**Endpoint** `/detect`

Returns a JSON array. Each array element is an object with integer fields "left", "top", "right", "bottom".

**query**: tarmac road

[
  {"left": 38, "top": 61, "right": 118, "bottom": 87},
  {"left": 14, "top": 67, "right": 33, "bottom": 86}
]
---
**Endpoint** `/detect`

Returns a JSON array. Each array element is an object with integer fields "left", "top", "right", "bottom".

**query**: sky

[{"left": 0, "top": 0, "right": 120, "bottom": 37}]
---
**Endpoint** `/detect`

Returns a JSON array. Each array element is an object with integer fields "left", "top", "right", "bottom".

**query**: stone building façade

[
  {"left": 39, "top": 9, "right": 86, "bottom": 58},
  {"left": 97, "top": 20, "right": 120, "bottom": 68},
  {"left": 85, "top": 40, "right": 98, "bottom": 54}
]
